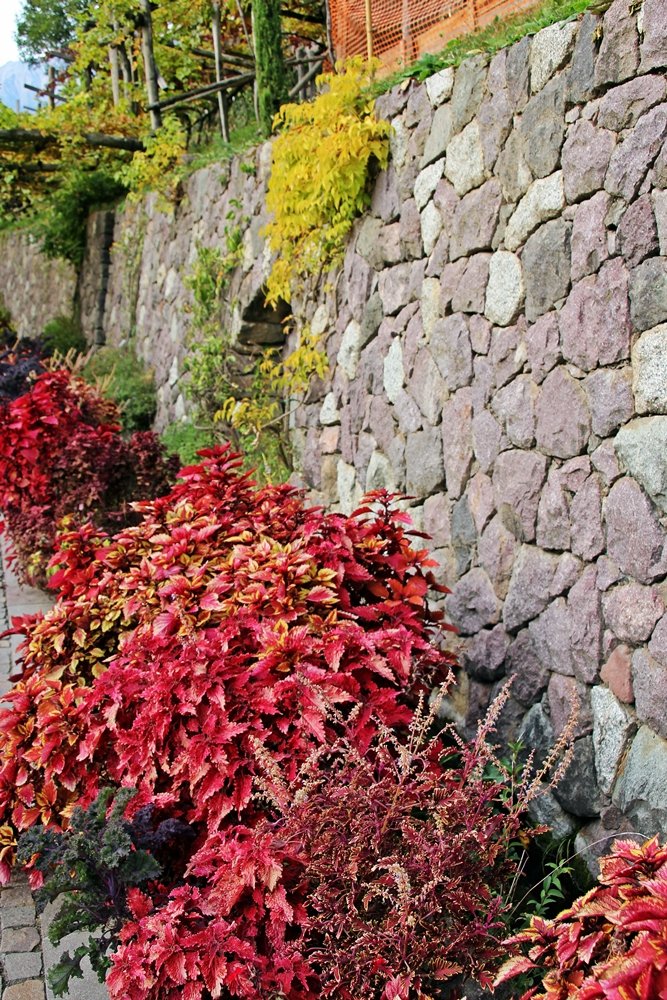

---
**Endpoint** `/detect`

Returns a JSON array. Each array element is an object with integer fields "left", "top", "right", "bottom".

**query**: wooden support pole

[
  {"left": 212, "top": 2, "right": 230, "bottom": 141},
  {"left": 146, "top": 74, "right": 255, "bottom": 112},
  {"left": 140, "top": 0, "right": 162, "bottom": 130},
  {"left": 109, "top": 46, "right": 120, "bottom": 105},
  {"left": 364, "top": 0, "right": 373, "bottom": 62}
]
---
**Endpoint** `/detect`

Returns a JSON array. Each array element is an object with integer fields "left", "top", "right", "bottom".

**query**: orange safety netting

[{"left": 330, "top": 0, "right": 539, "bottom": 73}]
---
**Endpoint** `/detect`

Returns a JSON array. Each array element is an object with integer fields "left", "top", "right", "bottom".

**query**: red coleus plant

[
  {"left": 0, "top": 447, "right": 456, "bottom": 869},
  {"left": 496, "top": 835, "right": 667, "bottom": 1000},
  {"left": 107, "top": 826, "right": 315, "bottom": 1000},
  {"left": 106, "top": 691, "right": 539, "bottom": 1000},
  {"left": 0, "top": 369, "right": 177, "bottom": 585}
]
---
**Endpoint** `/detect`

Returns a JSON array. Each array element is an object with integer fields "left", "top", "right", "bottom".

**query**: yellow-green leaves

[{"left": 264, "top": 58, "right": 391, "bottom": 305}]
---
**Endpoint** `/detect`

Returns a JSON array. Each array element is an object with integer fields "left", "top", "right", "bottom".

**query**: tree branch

[{"left": 0, "top": 128, "right": 145, "bottom": 153}]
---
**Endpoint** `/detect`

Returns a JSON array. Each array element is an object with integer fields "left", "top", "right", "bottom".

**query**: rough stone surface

[
  {"left": 450, "top": 254, "right": 490, "bottom": 314},
  {"left": 462, "top": 625, "right": 509, "bottom": 682},
  {"left": 561, "top": 120, "right": 616, "bottom": 203},
  {"left": 603, "top": 583, "right": 664, "bottom": 644},
  {"left": 601, "top": 644, "right": 634, "bottom": 704},
  {"left": 568, "top": 566, "right": 603, "bottom": 684},
  {"left": 560, "top": 259, "right": 632, "bottom": 370},
  {"left": 629, "top": 257, "right": 667, "bottom": 333},
  {"left": 4, "top": 952, "right": 42, "bottom": 982},
  {"left": 3, "top": 985, "right": 46, "bottom": 1000},
  {"left": 528, "top": 790, "right": 576, "bottom": 839},
  {"left": 449, "top": 180, "right": 502, "bottom": 261},
  {"left": 405, "top": 427, "right": 445, "bottom": 496},
  {"left": 449, "top": 55, "right": 488, "bottom": 134},
  {"left": 519, "top": 77, "right": 566, "bottom": 180},
  {"left": 585, "top": 368, "right": 634, "bottom": 437},
  {"left": 592, "top": 686, "right": 636, "bottom": 795},
  {"left": 604, "top": 477, "right": 667, "bottom": 583},
  {"left": 425, "top": 67, "right": 455, "bottom": 108},
  {"left": 570, "top": 474, "right": 605, "bottom": 560},
  {"left": 446, "top": 568, "right": 500, "bottom": 635},
  {"left": 529, "top": 21, "right": 577, "bottom": 94},
  {"left": 504, "top": 545, "right": 558, "bottom": 632},
  {"left": 633, "top": 650, "right": 667, "bottom": 740},
  {"left": 504, "top": 172, "right": 565, "bottom": 252},
  {"left": 492, "top": 450, "right": 547, "bottom": 543},
  {"left": 598, "top": 75, "right": 667, "bottom": 132},
  {"left": 535, "top": 367, "right": 591, "bottom": 459},
  {"left": 614, "top": 417, "right": 667, "bottom": 514},
  {"left": 525, "top": 312, "right": 560, "bottom": 383},
  {"left": 478, "top": 516, "right": 517, "bottom": 600},
  {"left": 548, "top": 673, "right": 592, "bottom": 739},
  {"left": 640, "top": 0, "right": 667, "bottom": 72},
  {"left": 506, "top": 630, "right": 549, "bottom": 705},
  {"left": 431, "top": 314, "right": 473, "bottom": 391},
  {"left": 618, "top": 196, "right": 659, "bottom": 267},
  {"left": 491, "top": 375, "right": 537, "bottom": 449},
  {"left": 484, "top": 252, "right": 524, "bottom": 326},
  {"left": 444, "top": 121, "right": 485, "bottom": 196},
  {"left": 441, "top": 389, "right": 474, "bottom": 499},
  {"left": 649, "top": 613, "right": 667, "bottom": 667},
  {"left": 614, "top": 726, "right": 667, "bottom": 835},
  {"left": 570, "top": 191, "right": 610, "bottom": 282},
  {"left": 519, "top": 703, "right": 554, "bottom": 769},
  {"left": 553, "top": 737, "right": 601, "bottom": 818},
  {"left": 522, "top": 219, "right": 571, "bottom": 321},
  {"left": 566, "top": 13, "right": 597, "bottom": 104},
  {"left": 1, "top": 925, "right": 40, "bottom": 952},
  {"left": 495, "top": 128, "right": 532, "bottom": 203},
  {"left": 414, "top": 160, "right": 445, "bottom": 210},
  {"left": 594, "top": 0, "right": 639, "bottom": 88},
  {"left": 605, "top": 104, "right": 667, "bottom": 202}
]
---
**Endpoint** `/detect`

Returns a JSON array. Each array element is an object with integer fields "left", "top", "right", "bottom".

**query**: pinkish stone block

[
  {"left": 559, "top": 259, "right": 632, "bottom": 371},
  {"left": 492, "top": 449, "right": 547, "bottom": 542},
  {"left": 633, "top": 649, "right": 667, "bottom": 739},
  {"left": 601, "top": 644, "right": 634, "bottom": 703},
  {"left": 570, "top": 191, "right": 610, "bottom": 282},
  {"left": 535, "top": 367, "right": 591, "bottom": 458},
  {"left": 548, "top": 673, "right": 592, "bottom": 738},
  {"left": 604, "top": 477, "right": 667, "bottom": 583},
  {"left": 603, "top": 582, "right": 663, "bottom": 644}
]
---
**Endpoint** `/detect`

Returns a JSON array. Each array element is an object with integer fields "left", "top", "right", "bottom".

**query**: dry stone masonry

[
  {"left": 0, "top": 0, "right": 665, "bottom": 860},
  {"left": 290, "top": 0, "right": 667, "bottom": 859}
]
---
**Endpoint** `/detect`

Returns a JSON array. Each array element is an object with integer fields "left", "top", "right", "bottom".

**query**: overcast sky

[{"left": 0, "top": 0, "right": 22, "bottom": 65}]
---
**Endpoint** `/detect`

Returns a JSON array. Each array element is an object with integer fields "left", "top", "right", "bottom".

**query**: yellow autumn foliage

[{"left": 264, "top": 58, "right": 391, "bottom": 305}]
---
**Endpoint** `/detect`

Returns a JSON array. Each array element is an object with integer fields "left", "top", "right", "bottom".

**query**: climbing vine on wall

[{"left": 264, "top": 58, "right": 391, "bottom": 305}]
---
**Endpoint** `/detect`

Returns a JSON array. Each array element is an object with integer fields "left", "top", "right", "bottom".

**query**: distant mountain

[{"left": 0, "top": 61, "right": 48, "bottom": 113}]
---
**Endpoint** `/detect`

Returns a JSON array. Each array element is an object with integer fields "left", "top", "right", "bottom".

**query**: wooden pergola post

[{"left": 212, "top": 2, "right": 230, "bottom": 141}]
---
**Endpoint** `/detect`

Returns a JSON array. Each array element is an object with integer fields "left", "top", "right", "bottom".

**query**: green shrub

[
  {"left": 33, "top": 169, "right": 127, "bottom": 267},
  {"left": 0, "top": 296, "right": 12, "bottom": 333},
  {"left": 82, "top": 346, "right": 156, "bottom": 432},
  {"left": 42, "top": 316, "right": 86, "bottom": 357},
  {"left": 160, "top": 420, "right": 217, "bottom": 466}
]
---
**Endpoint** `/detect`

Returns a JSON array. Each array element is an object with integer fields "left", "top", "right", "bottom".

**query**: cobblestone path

[{"left": 0, "top": 545, "right": 107, "bottom": 1000}]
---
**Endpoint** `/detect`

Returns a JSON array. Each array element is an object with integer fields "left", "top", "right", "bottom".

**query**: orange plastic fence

[{"left": 330, "top": 0, "right": 539, "bottom": 73}]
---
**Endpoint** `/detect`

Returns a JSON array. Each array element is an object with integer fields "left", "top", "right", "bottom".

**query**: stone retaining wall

[
  {"left": 290, "top": 0, "right": 667, "bottom": 857},
  {"left": 0, "top": 234, "right": 76, "bottom": 340},
  {"left": 77, "top": 148, "right": 276, "bottom": 430},
  {"left": 0, "top": 0, "right": 665, "bottom": 856}
]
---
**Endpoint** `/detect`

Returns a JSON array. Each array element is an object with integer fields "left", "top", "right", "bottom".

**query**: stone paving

[{"left": 0, "top": 545, "right": 107, "bottom": 1000}]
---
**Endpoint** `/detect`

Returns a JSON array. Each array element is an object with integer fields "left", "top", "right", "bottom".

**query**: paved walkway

[{"left": 0, "top": 544, "right": 107, "bottom": 1000}]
